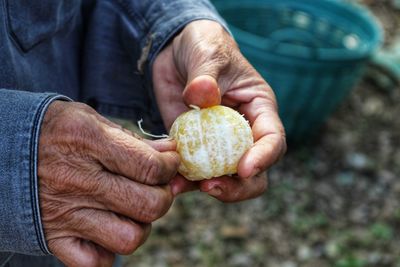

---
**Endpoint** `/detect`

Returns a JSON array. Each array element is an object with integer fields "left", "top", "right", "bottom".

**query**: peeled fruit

[{"left": 170, "top": 105, "right": 253, "bottom": 181}]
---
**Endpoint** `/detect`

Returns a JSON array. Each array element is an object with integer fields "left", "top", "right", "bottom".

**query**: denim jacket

[{"left": 0, "top": 0, "right": 226, "bottom": 263}]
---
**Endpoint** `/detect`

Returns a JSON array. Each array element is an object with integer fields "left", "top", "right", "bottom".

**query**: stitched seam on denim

[{"left": 30, "top": 95, "right": 72, "bottom": 255}]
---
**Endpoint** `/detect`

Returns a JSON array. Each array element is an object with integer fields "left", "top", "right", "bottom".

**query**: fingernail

[
  {"left": 248, "top": 168, "right": 261, "bottom": 179},
  {"left": 208, "top": 186, "right": 222, "bottom": 197}
]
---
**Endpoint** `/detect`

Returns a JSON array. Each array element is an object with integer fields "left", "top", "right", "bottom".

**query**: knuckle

[
  {"left": 141, "top": 188, "right": 173, "bottom": 223},
  {"left": 115, "top": 224, "right": 143, "bottom": 255},
  {"left": 60, "top": 242, "right": 102, "bottom": 267},
  {"left": 81, "top": 256, "right": 101, "bottom": 267},
  {"left": 155, "top": 188, "right": 174, "bottom": 217},
  {"left": 140, "top": 153, "right": 162, "bottom": 184}
]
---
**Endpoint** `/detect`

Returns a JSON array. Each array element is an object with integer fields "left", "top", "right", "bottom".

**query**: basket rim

[{"left": 214, "top": 0, "right": 384, "bottom": 61}]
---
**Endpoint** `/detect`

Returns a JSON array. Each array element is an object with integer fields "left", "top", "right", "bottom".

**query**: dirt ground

[{"left": 124, "top": 1, "right": 400, "bottom": 267}]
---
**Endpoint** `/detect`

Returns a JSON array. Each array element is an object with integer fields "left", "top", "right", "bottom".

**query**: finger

[
  {"left": 50, "top": 237, "right": 115, "bottom": 267},
  {"left": 143, "top": 138, "right": 177, "bottom": 152},
  {"left": 95, "top": 173, "right": 174, "bottom": 223},
  {"left": 224, "top": 85, "right": 286, "bottom": 178},
  {"left": 170, "top": 175, "right": 199, "bottom": 195},
  {"left": 237, "top": 96, "right": 286, "bottom": 178},
  {"left": 238, "top": 131, "right": 285, "bottom": 179},
  {"left": 97, "top": 126, "right": 180, "bottom": 185},
  {"left": 183, "top": 75, "right": 221, "bottom": 108},
  {"left": 199, "top": 172, "right": 268, "bottom": 203},
  {"left": 69, "top": 209, "right": 151, "bottom": 255}
]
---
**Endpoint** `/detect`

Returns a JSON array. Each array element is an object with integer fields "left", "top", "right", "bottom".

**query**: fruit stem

[
  {"left": 137, "top": 119, "right": 170, "bottom": 139},
  {"left": 189, "top": 105, "right": 200, "bottom": 111}
]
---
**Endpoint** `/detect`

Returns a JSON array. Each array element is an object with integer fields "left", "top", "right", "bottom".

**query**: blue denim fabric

[
  {"left": 0, "top": 0, "right": 227, "bottom": 265},
  {"left": 0, "top": 90, "right": 71, "bottom": 260}
]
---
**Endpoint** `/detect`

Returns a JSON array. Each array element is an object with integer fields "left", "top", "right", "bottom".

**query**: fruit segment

[{"left": 170, "top": 105, "right": 253, "bottom": 181}]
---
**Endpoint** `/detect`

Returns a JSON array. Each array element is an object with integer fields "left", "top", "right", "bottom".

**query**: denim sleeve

[
  {"left": 115, "top": 0, "right": 229, "bottom": 74},
  {"left": 0, "top": 89, "right": 70, "bottom": 255}
]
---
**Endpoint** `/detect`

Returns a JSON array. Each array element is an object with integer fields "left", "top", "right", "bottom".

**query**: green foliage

[
  {"left": 394, "top": 208, "right": 400, "bottom": 221},
  {"left": 335, "top": 256, "right": 366, "bottom": 267},
  {"left": 291, "top": 213, "right": 329, "bottom": 235},
  {"left": 370, "top": 223, "right": 394, "bottom": 241}
]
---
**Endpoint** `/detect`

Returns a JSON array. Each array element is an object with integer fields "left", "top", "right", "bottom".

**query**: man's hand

[
  {"left": 38, "top": 101, "right": 180, "bottom": 266},
  {"left": 153, "top": 20, "right": 286, "bottom": 202}
]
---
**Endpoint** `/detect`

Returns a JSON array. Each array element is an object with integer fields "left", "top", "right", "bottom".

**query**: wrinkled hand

[
  {"left": 38, "top": 101, "right": 180, "bottom": 267},
  {"left": 153, "top": 20, "right": 286, "bottom": 202}
]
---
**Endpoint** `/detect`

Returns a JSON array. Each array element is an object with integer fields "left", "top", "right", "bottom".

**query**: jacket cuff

[{"left": 0, "top": 89, "right": 71, "bottom": 255}]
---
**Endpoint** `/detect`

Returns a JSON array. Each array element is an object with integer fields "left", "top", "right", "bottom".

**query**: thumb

[{"left": 183, "top": 75, "right": 221, "bottom": 108}]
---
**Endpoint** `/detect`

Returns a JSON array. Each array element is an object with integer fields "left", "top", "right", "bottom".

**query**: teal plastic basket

[{"left": 213, "top": 0, "right": 383, "bottom": 142}]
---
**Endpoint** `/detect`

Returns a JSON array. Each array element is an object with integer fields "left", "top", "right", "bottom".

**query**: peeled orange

[{"left": 170, "top": 105, "right": 253, "bottom": 181}]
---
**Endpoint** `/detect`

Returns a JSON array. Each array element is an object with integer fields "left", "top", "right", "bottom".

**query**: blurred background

[{"left": 124, "top": 0, "right": 400, "bottom": 266}]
